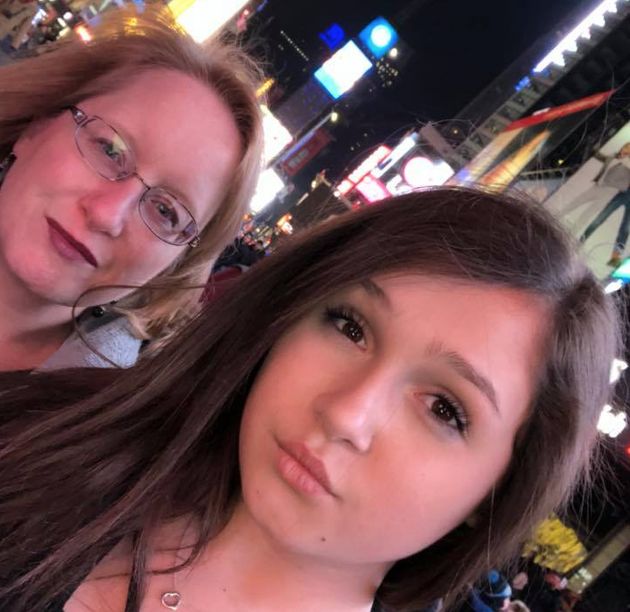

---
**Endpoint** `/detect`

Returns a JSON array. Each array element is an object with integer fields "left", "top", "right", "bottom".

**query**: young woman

[
  {"left": 0, "top": 8, "right": 264, "bottom": 371},
  {"left": 0, "top": 188, "right": 619, "bottom": 612}
]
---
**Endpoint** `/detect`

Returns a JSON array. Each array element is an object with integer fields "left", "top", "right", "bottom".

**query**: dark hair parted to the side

[{"left": 0, "top": 187, "right": 620, "bottom": 611}]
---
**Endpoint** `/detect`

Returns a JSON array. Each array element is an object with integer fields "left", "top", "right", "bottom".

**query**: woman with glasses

[
  {"left": 0, "top": 8, "right": 264, "bottom": 371},
  {"left": 0, "top": 188, "right": 619, "bottom": 612}
]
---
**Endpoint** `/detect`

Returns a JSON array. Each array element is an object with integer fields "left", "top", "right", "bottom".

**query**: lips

[
  {"left": 46, "top": 217, "right": 98, "bottom": 267},
  {"left": 278, "top": 440, "right": 335, "bottom": 496}
]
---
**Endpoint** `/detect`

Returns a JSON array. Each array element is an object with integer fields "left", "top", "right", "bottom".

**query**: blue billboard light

[
  {"left": 612, "top": 257, "right": 630, "bottom": 281},
  {"left": 319, "top": 23, "right": 345, "bottom": 51},
  {"left": 314, "top": 40, "right": 372, "bottom": 100},
  {"left": 359, "top": 17, "right": 398, "bottom": 59}
]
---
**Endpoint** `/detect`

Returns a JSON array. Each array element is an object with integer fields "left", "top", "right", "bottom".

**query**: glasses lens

[
  {"left": 139, "top": 188, "right": 198, "bottom": 245},
  {"left": 75, "top": 117, "right": 135, "bottom": 181}
]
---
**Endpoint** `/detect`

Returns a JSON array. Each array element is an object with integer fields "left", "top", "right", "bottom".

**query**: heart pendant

[{"left": 161, "top": 591, "right": 182, "bottom": 610}]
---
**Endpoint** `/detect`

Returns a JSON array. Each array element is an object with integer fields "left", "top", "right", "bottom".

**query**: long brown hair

[
  {"left": 0, "top": 7, "right": 264, "bottom": 344},
  {"left": 0, "top": 188, "right": 620, "bottom": 611}
]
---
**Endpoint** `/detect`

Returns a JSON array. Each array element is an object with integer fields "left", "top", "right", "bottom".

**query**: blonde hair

[{"left": 0, "top": 7, "right": 265, "bottom": 344}]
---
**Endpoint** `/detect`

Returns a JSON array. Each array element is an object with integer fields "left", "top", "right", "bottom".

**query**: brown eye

[
  {"left": 432, "top": 397, "right": 456, "bottom": 422},
  {"left": 418, "top": 393, "right": 469, "bottom": 435},
  {"left": 325, "top": 307, "right": 367, "bottom": 347}
]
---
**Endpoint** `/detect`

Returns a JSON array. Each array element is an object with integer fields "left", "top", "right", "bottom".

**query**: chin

[{"left": 10, "top": 259, "right": 86, "bottom": 308}]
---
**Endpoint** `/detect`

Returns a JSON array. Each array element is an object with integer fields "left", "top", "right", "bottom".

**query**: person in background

[
  {"left": 557, "top": 142, "right": 630, "bottom": 267},
  {"left": 0, "top": 7, "right": 264, "bottom": 371},
  {"left": 0, "top": 188, "right": 619, "bottom": 612},
  {"left": 468, "top": 570, "right": 513, "bottom": 611}
]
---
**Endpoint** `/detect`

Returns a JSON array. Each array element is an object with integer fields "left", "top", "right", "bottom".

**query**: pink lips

[
  {"left": 46, "top": 217, "right": 98, "bottom": 267},
  {"left": 277, "top": 441, "right": 335, "bottom": 497}
]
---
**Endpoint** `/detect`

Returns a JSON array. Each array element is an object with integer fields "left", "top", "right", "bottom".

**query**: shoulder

[{"left": 39, "top": 309, "right": 143, "bottom": 371}]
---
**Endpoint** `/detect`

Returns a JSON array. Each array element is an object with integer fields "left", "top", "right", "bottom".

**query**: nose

[
  {"left": 81, "top": 178, "right": 144, "bottom": 238},
  {"left": 314, "top": 365, "right": 392, "bottom": 453}
]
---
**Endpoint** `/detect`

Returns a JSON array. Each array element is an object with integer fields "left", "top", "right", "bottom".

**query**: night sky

[{"left": 256, "top": 0, "right": 597, "bottom": 121}]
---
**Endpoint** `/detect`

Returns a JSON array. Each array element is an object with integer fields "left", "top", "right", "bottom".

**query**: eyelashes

[
  {"left": 324, "top": 305, "right": 368, "bottom": 347},
  {"left": 423, "top": 393, "right": 469, "bottom": 435},
  {"left": 322, "top": 302, "right": 471, "bottom": 436}
]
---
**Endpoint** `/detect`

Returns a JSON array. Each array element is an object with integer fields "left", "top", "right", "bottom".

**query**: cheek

[
  {"left": 112, "top": 235, "right": 184, "bottom": 283},
  {"left": 354, "top": 442, "right": 510, "bottom": 558}
]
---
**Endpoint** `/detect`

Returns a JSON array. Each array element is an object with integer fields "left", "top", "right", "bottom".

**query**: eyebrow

[
  {"left": 359, "top": 279, "right": 391, "bottom": 308},
  {"left": 426, "top": 340, "right": 500, "bottom": 416},
  {"left": 358, "top": 280, "right": 500, "bottom": 416}
]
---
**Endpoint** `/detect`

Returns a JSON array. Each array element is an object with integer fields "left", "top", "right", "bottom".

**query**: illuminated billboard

[
  {"left": 336, "top": 145, "right": 391, "bottom": 195},
  {"left": 169, "top": 0, "right": 248, "bottom": 43},
  {"left": 533, "top": 0, "right": 621, "bottom": 72},
  {"left": 260, "top": 105, "right": 292, "bottom": 163},
  {"left": 359, "top": 17, "right": 398, "bottom": 59},
  {"left": 314, "top": 41, "right": 373, "bottom": 100},
  {"left": 250, "top": 168, "right": 286, "bottom": 214},
  {"left": 450, "top": 90, "right": 613, "bottom": 190},
  {"left": 319, "top": 23, "right": 346, "bottom": 51}
]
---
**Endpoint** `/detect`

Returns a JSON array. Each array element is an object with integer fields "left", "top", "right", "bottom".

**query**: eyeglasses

[{"left": 68, "top": 105, "right": 200, "bottom": 247}]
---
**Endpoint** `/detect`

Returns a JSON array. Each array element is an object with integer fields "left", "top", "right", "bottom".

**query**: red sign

[
  {"left": 280, "top": 128, "right": 332, "bottom": 176},
  {"left": 506, "top": 90, "right": 614, "bottom": 131}
]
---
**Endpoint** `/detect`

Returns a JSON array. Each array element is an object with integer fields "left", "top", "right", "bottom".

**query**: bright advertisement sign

[
  {"left": 450, "top": 90, "right": 614, "bottom": 191},
  {"left": 533, "top": 0, "right": 621, "bottom": 72},
  {"left": 250, "top": 168, "right": 285, "bottom": 214},
  {"left": 260, "top": 105, "right": 293, "bottom": 164},
  {"left": 169, "top": 0, "right": 248, "bottom": 43},
  {"left": 358, "top": 16, "right": 398, "bottom": 59},
  {"left": 355, "top": 174, "right": 389, "bottom": 203},
  {"left": 337, "top": 145, "right": 391, "bottom": 195},
  {"left": 402, "top": 156, "right": 454, "bottom": 188},
  {"left": 314, "top": 41, "right": 373, "bottom": 100}
]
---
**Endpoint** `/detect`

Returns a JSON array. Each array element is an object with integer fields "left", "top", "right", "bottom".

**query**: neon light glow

[
  {"left": 597, "top": 404, "right": 628, "bottom": 438},
  {"left": 250, "top": 168, "right": 285, "bottom": 213},
  {"left": 533, "top": 0, "right": 619, "bottom": 73},
  {"left": 610, "top": 358, "right": 628, "bottom": 384},
  {"left": 260, "top": 105, "right": 293, "bottom": 163},
  {"left": 355, "top": 174, "right": 390, "bottom": 203},
  {"left": 171, "top": 0, "right": 248, "bottom": 43},
  {"left": 359, "top": 17, "right": 399, "bottom": 59},
  {"left": 372, "top": 135, "right": 416, "bottom": 178},
  {"left": 612, "top": 256, "right": 630, "bottom": 280},
  {"left": 347, "top": 145, "right": 391, "bottom": 184},
  {"left": 402, "top": 156, "right": 454, "bottom": 188}
]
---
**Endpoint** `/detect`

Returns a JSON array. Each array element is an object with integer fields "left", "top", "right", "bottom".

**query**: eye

[
  {"left": 96, "top": 138, "right": 126, "bottom": 167},
  {"left": 145, "top": 194, "right": 181, "bottom": 229},
  {"left": 325, "top": 306, "right": 367, "bottom": 348},
  {"left": 420, "top": 393, "right": 469, "bottom": 435}
]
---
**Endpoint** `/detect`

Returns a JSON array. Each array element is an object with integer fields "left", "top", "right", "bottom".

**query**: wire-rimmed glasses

[{"left": 68, "top": 105, "right": 200, "bottom": 247}]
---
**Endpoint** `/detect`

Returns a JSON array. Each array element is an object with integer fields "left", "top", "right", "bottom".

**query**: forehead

[{"left": 79, "top": 68, "right": 243, "bottom": 222}]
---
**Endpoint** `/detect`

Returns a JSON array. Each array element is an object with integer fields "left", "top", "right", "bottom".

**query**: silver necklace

[
  {"left": 160, "top": 591, "right": 183, "bottom": 610},
  {"left": 159, "top": 523, "right": 190, "bottom": 611},
  {"left": 159, "top": 523, "right": 210, "bottom": 612}
]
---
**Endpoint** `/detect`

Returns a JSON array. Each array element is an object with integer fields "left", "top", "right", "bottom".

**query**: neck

[
  {"left": 0, "top": 260, "right": 75, "bottom": 370},
  {"left": 170, "top": 507, "right": 388, "bottom": 612}
]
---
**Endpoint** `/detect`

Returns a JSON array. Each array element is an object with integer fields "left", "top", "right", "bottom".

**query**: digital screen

[
  {"left": 314, "top": 41, "right": 372, "bottom": 100},
  {"left": 358, "top": 17, "right": 398, "bottom": 59},
  {"left": 612, "top": 257, "right": 630, "bottom": 281},
  {"left": 319, "top": 23, "right": 346, "bottom": 51}
]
